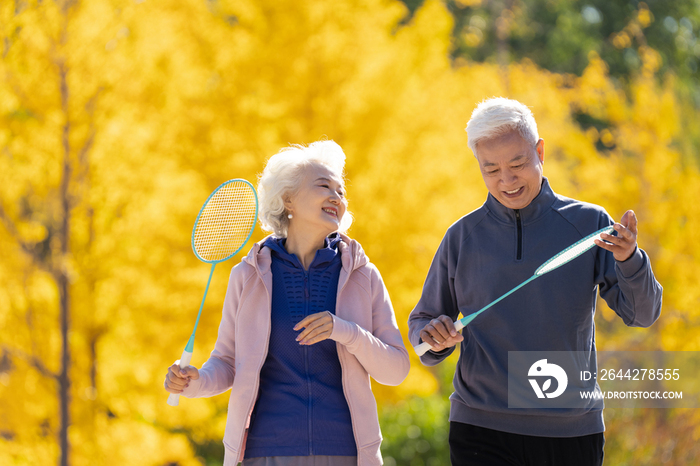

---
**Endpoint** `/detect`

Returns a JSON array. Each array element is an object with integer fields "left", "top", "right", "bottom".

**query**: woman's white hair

[
  {"left": 257, "top": 140, "right": 353, "bottom": 237},
  {"left": 465, "top": 97, "right": 539, "bottom": 156}
]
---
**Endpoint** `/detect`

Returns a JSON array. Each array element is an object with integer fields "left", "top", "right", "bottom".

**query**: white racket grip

[
  {"left": 167, "top": 349, "right": 193, "bottom": 407},
  {"left": 413, "top": 319, "right": 466, "bottom": 356}
]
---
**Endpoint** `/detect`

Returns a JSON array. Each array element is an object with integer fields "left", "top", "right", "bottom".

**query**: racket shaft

[
  {"left": 413, "top": 277, "right": 537, "bottom": 356},
  {"left": 169, "top": 263, "right": 214, "bottom": 405},
  {"left": 167, "top": 349, "right": 193, "bottom": 407}
]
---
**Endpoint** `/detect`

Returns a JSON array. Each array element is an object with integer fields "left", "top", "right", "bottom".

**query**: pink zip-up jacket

[{"left": 181, "top": 234, "right": 410, "bottom": 465}]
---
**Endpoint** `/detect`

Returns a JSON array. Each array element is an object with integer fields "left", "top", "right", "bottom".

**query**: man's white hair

[
  {"left": 465, "top": 97, "right": 539, "bottom": 156},
  {"left": 257, "top": 140, "right": 353, "bottom": 237}
]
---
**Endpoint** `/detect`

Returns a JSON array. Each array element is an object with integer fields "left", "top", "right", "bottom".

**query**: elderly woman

[{"left": 164, "top": 140, "right": 410, "bottom": 466}]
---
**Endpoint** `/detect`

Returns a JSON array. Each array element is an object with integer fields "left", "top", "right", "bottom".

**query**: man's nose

[{"left": 500, "top": 168, "right": 517, "bottom": 184}]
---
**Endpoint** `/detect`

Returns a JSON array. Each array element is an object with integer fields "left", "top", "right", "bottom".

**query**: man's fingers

[
  {"left": 420, "top": 328, "right": 463, "bottom": 351},
  {"left": 420, "top": 316, "right": 462, "bottom": 350},
  {"left": 429, "top": 319, "right": 453, "bottom": 340},
  {"left": 600, "top": 232, "right": 624, "bottom": 246},
  {"left": 420, "top": 330, "right": 440, "bottom": 347},
  {"left": 595, "top": 238, "right": 620, "bottom": 253},
  {"left": 601, "top": 226, "right": 635, "bottom": 246},
  {"left": 612, "top": 224, "right": 634, "bottom": 242},
  {"left": 620, "top": 210, "right": 630, "bottom": 228},
  {"left": 624, "top": 210, "right": 638, "bottom": 235},
  {"left": 436, "top": 315, "right": 458, "bottom": 336},
  {"left": 596, "top": 215, "right": 638, "bottom": 262}
]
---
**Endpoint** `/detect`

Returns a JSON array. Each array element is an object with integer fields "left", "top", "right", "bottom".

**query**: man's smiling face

[{"left": 475, "top": 130, "right": 545, "bottom": 210}]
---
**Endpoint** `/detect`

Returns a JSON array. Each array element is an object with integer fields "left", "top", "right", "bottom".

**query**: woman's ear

[{"left": 283, "top": 193, "right": 293, "bottom": 211}]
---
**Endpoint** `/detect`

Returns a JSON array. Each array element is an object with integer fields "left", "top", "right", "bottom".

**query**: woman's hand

[
  {"left": 294, "top": 311, "right": 334, "bottom": 345},
  {"left": 164, "top": 362, "right": 200, "bottom": 394}
]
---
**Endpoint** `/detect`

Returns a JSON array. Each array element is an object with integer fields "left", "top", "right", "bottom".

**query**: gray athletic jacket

[{"left": 408, "top": 178, "right": 662, "bottom": 437}]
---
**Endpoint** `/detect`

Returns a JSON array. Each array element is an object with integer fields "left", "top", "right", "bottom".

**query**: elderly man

[{"left": 408, "top": 97, "right": 662, "bottom": 466}]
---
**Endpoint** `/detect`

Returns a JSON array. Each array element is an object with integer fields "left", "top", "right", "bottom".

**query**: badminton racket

[
  {"left": 167, "top": 179, "right": 258, "bottom": 406},
  {"left": 414, "top": 225, "right": 615, "bottom": 356}
]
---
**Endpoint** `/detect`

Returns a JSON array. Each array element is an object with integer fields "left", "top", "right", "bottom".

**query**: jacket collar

[
  {"left": 243, "top": 232, "right": 367, "bottom": 275},
  {"left": 262, "top": 235, "right": 341, "bottom": 270},
  {"left": 484, "top": 177, "right": 557, "bottom": 225}
]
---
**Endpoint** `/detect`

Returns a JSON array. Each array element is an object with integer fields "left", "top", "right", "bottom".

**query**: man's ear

[{"left": 536, "top": 138, "right": 545, "bottom": 164}]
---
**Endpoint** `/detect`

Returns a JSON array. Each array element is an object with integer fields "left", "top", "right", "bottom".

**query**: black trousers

[{"left": 449, "top": 422, "right": 605, "bottom": 466}]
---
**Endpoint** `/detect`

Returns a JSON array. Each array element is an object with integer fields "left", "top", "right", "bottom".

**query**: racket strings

[
  {"left": 535, "top": 227, "right": 613, "bottom": 276},
  {"left": 193, "top": 182, "right": 257, "bottom": 262}
]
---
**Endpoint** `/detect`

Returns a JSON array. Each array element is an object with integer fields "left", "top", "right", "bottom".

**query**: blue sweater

[
  {"left": 408, "top": 178, "right": 663, "bottom": 437},
  {"left": 244, "top": 234, "right": 356, "bottom": 458}
]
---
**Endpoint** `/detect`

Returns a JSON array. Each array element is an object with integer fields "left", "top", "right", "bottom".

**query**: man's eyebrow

[
  {"left": 481, "top": 154, "right": 528, "bottom": 167},
  {"left": 509, "top": 154, "right": 528, "bottom": 163}
]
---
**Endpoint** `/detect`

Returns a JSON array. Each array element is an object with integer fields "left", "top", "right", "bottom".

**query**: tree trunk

[{"left": 58, "top": 59, "right": 72, "bottom": 466}]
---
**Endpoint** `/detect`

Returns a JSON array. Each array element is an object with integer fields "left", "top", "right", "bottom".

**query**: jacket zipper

[
  {"left": 303, "top": 270, "right": 313, "bottom": 455},
  {"left": 515, "top": 209, "right": 522, "bottom": 261}
]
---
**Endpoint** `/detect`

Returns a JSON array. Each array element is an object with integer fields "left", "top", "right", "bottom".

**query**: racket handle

[
  {"left": 413, "top": 320, "right": 466, "bottom": 356},
  {"left": 167, "top": 349, "right": 193, "bottom": 407},
  {"left": 413, "top": 341, "right": 433, "bottom": 357}
]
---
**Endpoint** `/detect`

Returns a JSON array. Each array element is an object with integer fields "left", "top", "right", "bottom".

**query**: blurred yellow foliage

[{"left": 1, "top": 0, "right": 699, "bottom": 465}]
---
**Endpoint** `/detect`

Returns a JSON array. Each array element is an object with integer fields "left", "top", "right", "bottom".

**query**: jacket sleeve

[
  {"left": 330, "top": 264, "right": 410, "bottom": 386},
  {"left": 182, "top": 264, "right": 248, "bottom": 398},
  {"left": 596, "top": 215, "right": 663, "bottom": 328},
  {"left": 598, "top": 245, "right": 663, "bottom": 327},
  {"left": 407, "top": 231, "right": 461, "bottom": 366}
]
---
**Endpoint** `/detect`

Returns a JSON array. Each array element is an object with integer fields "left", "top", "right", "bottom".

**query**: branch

[
  {"left": 0, "top": 203, "right": 55, "bottom": 275},
  {"left": 1, "top": 346, "right": 58, "bottom": 381},
  {"left": 76, "top": 87, "right": 102, "bottom": 172}
]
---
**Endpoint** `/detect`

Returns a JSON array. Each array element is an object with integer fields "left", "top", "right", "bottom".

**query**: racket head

[
  {"left": 534, "top": 225, "right": 615, "bottom": 276},
  {"left": 191, "top": 179, "right": 258, "bottom": 264}
]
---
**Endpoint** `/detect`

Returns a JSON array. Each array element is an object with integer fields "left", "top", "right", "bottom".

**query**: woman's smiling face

[
  {"left": 475, "top": 130, "right": 545, "bottom": 210},
  {"left": 285, "top": 163, "right": 347, "bottom": 238}
]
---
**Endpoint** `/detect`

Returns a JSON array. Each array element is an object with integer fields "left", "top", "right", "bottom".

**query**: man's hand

[
  {"left": 419, "top": 315, "right": 464, "bottom": 352},
  {"left": 595, "top": 210, "right": 638, "bottom": 262}
]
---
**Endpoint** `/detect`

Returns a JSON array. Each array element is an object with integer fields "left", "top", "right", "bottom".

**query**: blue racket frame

[{"left": 185, "top": 179, "right": 258, "bottom": 353}]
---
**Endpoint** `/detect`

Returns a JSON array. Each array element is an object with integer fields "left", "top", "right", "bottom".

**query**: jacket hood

[{"left": 242, "top": 232, "right": 368, "bottom": 274}]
